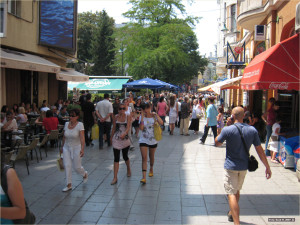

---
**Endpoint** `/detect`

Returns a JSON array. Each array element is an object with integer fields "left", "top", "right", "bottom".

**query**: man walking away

[
  {"left": 215, "top": 107, "right": 272, "bottom": 225},
  {"left": 82, "top": 93, "right": 96, "bottom": 146},
  {"left": 199, "top": 96, "right": 218, "bottom": 144},
  {"left": 96, "top": 94, "right": 113, "bottom": 149},
  {"left": 152, "top": 93, "right": 160, "bottom": 112},
  {"left": 180, "top": 96, "right": 191, "bottom": 136}
]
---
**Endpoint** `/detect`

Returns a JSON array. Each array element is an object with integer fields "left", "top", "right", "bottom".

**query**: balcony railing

[{"left": 239, "top": 0, "right": 263, "bottom": 15}]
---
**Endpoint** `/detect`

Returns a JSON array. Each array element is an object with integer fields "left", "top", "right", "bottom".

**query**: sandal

[
  {"left": 148, "top": 172, "right": 153, "bottom": 177},
  {"left": 227, "top": 211, "right": 233, "bottom": 222},
  {"left": 140, "top": 178, "right": 146, "bottom": 184},
  {"left": 111, "top": 179, "right": 118, "bottom": 185}
]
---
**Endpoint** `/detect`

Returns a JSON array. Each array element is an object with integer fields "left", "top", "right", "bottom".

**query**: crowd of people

[{"left": 1, "top": 90, "right": 283, "bottom": 225}]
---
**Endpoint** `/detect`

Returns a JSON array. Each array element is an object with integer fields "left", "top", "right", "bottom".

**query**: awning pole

[{"left": 30, "top": 71, "right": 33, "bottom": 105}]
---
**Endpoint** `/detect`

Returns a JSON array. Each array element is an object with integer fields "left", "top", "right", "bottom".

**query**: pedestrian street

[{"left": 15, "top": 121, "right": 300, "bottom": 225}]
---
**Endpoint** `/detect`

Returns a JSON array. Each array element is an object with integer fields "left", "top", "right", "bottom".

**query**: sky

[{"left": 78, "top": 0, "right": 219, "bottom": 57}]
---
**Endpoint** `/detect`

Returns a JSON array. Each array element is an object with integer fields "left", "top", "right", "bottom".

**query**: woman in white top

[
  {"left": 139, "top": 103, "right": 163, "bottom": 184},
  {"left": 60, "top": 108, "right": 88, "bottom": 192},
  {"left": 168, "top": 95, "right": 178, "bottom": 135},
  {"left": 189, "top": 99, "right": 201, "bottom": 134},
  {"left": 16, "top": 107, "right": 28, "bottom": 126}
]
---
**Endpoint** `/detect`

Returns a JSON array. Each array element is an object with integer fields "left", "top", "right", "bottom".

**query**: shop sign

[
  {"left": 269, "top": 82, "right": 289, "bottom": 90},
  {"left": 86, "top": 79, "right": 111, "bottom": 88}
]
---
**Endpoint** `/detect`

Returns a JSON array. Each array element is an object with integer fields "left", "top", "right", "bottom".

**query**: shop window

[
  {"left": 8, "top": 0, "right": 21, "bottom": 17},
  {"left": 0, "top": 1, "right": 7, "bottom": 37}
]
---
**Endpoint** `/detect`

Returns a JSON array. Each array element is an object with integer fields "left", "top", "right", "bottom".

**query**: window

[
  {"left": 230, "top": 4, "right": 236, "bottom": 32},
  {"left": 0, "top": 1, "right": 7, "bottom": 37},
  {"left": 8, "top": 0, "right": 21, "bottom": 17}
]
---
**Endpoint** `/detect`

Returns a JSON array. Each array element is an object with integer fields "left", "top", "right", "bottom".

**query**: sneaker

[
  {"left": 199, "top": 140, "right": 204, "bottom": 144},
  {"left": 129, "top": 146, "right": 135, "bottom": 151},
  {"left": 83, "top": 171, "right": 88, "bottom": 183},
  {"left": 62, "top": 186, "right": 72, "bottom": 192}
]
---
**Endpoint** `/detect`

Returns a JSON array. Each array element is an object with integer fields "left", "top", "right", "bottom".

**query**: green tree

[
  {"left": 76, "top": 10, "right": 116, "bottom": 75},
  {"left": 91, "top": 10, "right": 116, "bottom": 75},
  {"left": 76, "top": 11, "right": 97, "bottom": 74},
  {"left": 113, "top": 0, "right": 207, "bottom": 84}
]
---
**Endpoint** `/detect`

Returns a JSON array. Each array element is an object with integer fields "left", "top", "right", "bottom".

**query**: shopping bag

[
  {"left": 91, "top": 124, "right": 99, "bottom": 140},
  {"left": 57, "top": 155, "right": 64, "bottom": 171}
]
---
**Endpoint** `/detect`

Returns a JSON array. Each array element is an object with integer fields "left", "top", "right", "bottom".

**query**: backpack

[{"left": 1, "top": 165, "right": 36, "bottom": 224}]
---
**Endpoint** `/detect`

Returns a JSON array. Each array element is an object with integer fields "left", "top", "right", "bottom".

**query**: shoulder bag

[
  {"left": 234, "top": 124, "right": 258, "bottom": 172},
  {"left": 153, "top": 116, "right": 162, "bottom": 141},
  {"left": 1, "top": 165, "right": 36, "bottom": 224}
]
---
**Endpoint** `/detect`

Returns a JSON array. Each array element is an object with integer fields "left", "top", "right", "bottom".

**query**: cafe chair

[
  {"left": 48, "top": 130, "right": 59, "bottom": 148},
  {"left": 37, "top": 134, "right": 49, "bottom": 160},
  {"left": 10, "top": 138, "right": 39, "bottom": 175}
]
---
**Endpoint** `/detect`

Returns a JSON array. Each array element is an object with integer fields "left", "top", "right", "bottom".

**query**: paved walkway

[{"left": 15, "top": 120, "right": 300, "bottom": 224}]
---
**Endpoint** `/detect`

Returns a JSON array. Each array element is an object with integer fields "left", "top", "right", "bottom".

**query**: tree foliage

[
  {"left": 113, "top": 0, "right": 208, "bottom": 84},
  {"left": 76, "top": 10, "right": 116, "bottom": 75}
]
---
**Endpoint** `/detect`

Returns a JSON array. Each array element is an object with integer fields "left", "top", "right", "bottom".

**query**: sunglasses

[
  {"left": 119, "top": 107, "right": 126, "bottom": 110},
  {"left": 69, "top": 115, "right": 77, "bottom": 117}
]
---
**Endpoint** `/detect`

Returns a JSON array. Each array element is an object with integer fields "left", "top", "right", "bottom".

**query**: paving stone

[
  {"left": 97, "top": 217, "right": 126, "bottom": 224},
  {"left": 102, "top": 207, "right": 131, "bottom": 219},
  {"left": 80, "top": 202, "right": 108, "bottom": 212},
  {"left": 71, "top": 210, "right": 102, "bottom": 223},
  {"left": 126, "top": 214, "right": 155, "bottom": 224},
  {"left": 155, "top": 210, "right": 181, "bottom": 221}
]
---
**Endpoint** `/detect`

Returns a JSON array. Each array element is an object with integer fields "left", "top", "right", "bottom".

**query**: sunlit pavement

[{"left": 15, "top": 120, "right": 300, "bottom": 225}]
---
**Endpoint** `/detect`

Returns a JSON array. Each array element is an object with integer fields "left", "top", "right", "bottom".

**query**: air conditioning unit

[
  {"left": 296, "top": 2, "right": 300, "bottom": 32},
  {"left": 254, "top": 25, "right": 266, "bottom": 41}
]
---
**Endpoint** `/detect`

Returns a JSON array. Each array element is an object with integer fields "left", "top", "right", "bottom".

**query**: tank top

[{"left": 112, "top": 115, "right": 131, "bottom": 150}]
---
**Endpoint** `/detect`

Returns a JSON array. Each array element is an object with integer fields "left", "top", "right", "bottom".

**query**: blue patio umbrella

[
  {"left": 122, "top": 78, "right": 167, "bottom": 89},
  {"left": 154, "top": 79, "right": 181, "bottom": 90}
]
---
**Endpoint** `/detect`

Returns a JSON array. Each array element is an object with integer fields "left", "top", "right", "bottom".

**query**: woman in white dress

[
  {"left": 60, "top": 108, "right": 88, "bottom": 192},
  {"left": 168, "top": 95, "right": 178, "bottom": 135}
]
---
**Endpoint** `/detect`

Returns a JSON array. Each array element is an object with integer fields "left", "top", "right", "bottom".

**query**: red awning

[{"left": 241, "top": 33, "right": 300, "bottom": 90}]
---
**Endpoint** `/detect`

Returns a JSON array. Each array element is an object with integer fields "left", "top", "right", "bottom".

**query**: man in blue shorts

[{"left": 215, "top": 106, "right": 272, "bottom": 225}]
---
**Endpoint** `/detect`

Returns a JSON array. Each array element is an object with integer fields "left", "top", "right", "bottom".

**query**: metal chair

[
  {"left": 37, "top": 134, "right": 49, "bottom": 159},
  {"left": 48, "top": 130, "right": 59, "bottom": 148},
  {"left": 10, "top": 138, "right": 39, "bottom": 175}
]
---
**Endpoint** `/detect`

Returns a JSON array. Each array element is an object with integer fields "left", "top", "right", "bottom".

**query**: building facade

[
  {"left": 0, "top": 0, "right": 87, "bottom": 108},
  {"left": 216, "top": 0, "right": 299, "bottom": 130}
]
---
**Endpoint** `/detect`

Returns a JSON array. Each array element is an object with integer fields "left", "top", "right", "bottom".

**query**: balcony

[{"left": 237, "top": 0, "right": 284, "bottom": 31}]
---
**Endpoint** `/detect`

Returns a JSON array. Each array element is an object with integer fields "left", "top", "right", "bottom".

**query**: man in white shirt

[
  {"left": 40, "top": 100, "right": 50, "bottom": 112},
  {"left": 95, "top": 93, "right": 113, "bottom": 149}
]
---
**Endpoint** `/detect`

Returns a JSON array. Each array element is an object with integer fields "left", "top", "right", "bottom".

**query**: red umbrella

[{"left": 241, "top": 33, "right": 299, "bottom": 90}]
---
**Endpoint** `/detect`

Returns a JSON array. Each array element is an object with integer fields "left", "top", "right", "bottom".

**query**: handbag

[
  {"left": 1, "top": 165, "right": 36, "bottom": 224},
  {"left": 91, "top": 124, "right": 99, "bottom": 140},
  {"left": 196, "top": 112, "right": 203, "bottom": 119},
  {"left": 234, "top": 124, "right": 258, "bottom": 172},
  {"left": 153, "top": 116, "right": 162, "bottom": 141},
  {"left": 57, "top": 154, "right": 64, "bottom": 171}
]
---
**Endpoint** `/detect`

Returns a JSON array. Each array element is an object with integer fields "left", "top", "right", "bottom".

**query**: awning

[
  {"left": 68, "top": 78, "right": 129, "bottom": 91},
  {"left": 57, "top": 68, "right": 89, "bottom": 82},
  {"left": 0, "top": 48, "right": 60, "bottom": 73},
  {"left": 241, "top": 33, "right": 300, "bottom": 90},
  {"left": 198, "top": 84, "right": 214, "bottom": 92},
  {"left": 210, "top": 76, "right": 242, "bottom": 95}
]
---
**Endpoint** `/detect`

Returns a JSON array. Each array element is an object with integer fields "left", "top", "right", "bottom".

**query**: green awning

[{"left": 68, "top": 78, "right": 129, "bottom": 91}]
